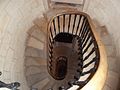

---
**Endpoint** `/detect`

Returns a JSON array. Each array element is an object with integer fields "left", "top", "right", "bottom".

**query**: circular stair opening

[
  {"left": 25, "top": 12, "right": 101, "bottom": 90},
  {"left": 46, "top": 12, "right": 100, "bottom": 90}
]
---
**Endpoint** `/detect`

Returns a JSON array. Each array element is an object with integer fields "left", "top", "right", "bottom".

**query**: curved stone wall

[{"left": 0, "top": 0, "right": 45, "bottom": 89}]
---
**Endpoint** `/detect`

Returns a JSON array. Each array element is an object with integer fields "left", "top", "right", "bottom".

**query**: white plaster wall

[
  {"left": 0, "top": 0, "right": 45, "bottom": 89},
  {"left": 84, "top": 0, "right": 120, "bottom": 58}
]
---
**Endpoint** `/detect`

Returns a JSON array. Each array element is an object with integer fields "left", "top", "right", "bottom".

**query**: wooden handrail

[{"left": 47, "top": 11, "right": 108, "bottom": 90}]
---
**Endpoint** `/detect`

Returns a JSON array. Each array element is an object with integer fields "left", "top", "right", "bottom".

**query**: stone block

[
  {"left": 28, "top": 25, "right": 46, "bottom": 42},
  {"left": 25, "top": 47, "right": 46, "bottom": 59},
  {"left": 25, "top": 57, "right": 46, "bottom": 67},
  {"left": 32, "top": 77, "right": 49, "bottom": 90},
  {"left": 27, "top": 37, "right": 44, "bottom": 50},
  {"left": 25, "top": 66, "right": 47, "bottom": 76},
  {"left": 26, "top": 72, "right": 48, "bottom": 86}
]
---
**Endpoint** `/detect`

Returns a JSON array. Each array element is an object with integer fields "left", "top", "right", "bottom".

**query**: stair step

[
  {"left": 26, "top": 72, "right": 48, "bottom": 87},
  {"left": 33, "top": 17, "right": 47, "bottom": 34},
  {"left": 27, "top": 26, "right": 35, "bottom": 35},
  {"left": 28, "top": 25, "right": 46, "bottom": 42},
  {"left": 42, "top": 80, "right": 56, "bottom": 90},
  {"left": 32, "top": 77, "right": 50, "bottom": 90},
  {"left": 27, "top": 37, "right": 44, "bottom": 50},
  {"left": 25, "top": 56, "right": 47, "bottom": 67},
  {"left": 25, "top": 47, "right": 46, "bottom": 59},
  {"left": 25, "top": 65, "right": 47, "bottom": 76},
  {"left": 25, "top": 57, "right": 41, "bottom": 67}
]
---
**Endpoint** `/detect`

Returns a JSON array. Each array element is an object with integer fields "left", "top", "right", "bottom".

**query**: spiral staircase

[{"left": 24, "top": 10, "right": 107, "bottom": 90}]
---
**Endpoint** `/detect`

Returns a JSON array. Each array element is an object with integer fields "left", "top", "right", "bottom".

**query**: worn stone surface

[
  {"left": 25, "top": 66, "right": 47, "bottom": 76},
  {"left": 32, "top": 78, "right": 50, "bottom": 90},
  {"left": 25, "top": 47, "right": 46, "bottom": 58},
  {"left": 27, "top": 36, "right": 44, "bottom": 50},
  {"left": 27, "top": 25, "right": 46, "bottom": 42},
  {"left": 25, "top": 57, "right": 47, "bottom": 67},
  {"left": 26, "top": 72, "right": 48, "bottom": 87}
]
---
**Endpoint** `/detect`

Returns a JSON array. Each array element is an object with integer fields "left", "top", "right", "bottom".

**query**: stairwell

[
  {"left": 24, "top": 8, "right": 120, "bottom": 90},
  {"left": 24, "top": 9, "right": 104, "bottom": 90},
  {"left": 24, "top": 12, "right": 81, "bottom": 90},
  {"left": 0, "top": 0, "right": 120, "bottom": 90}
]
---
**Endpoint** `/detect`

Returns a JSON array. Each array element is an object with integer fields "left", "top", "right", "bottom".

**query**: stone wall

[
  {"left": 0, "top": 0, "right": 45, "bottom": 89},
  {"left": 84, "top": 0, "right": 120, "bottom": 62}
]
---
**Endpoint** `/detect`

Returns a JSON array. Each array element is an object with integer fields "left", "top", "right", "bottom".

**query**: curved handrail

[
  {"left": 81, "top": 14, "right": 108, "bottom": 90},
  {"left": 47, "top": 11, "right": 107, "bottom": 90}
]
